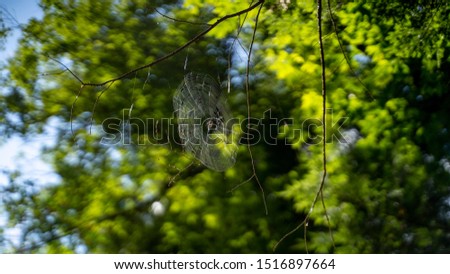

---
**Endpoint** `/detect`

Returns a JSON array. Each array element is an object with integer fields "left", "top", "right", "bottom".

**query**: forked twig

[{"left": 47, "top": 55, "right": 83, "bottom": 84}]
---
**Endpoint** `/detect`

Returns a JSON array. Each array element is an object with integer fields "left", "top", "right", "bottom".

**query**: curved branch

[{"left": 74, "top": 0, "right": 265, "bottom": 87}]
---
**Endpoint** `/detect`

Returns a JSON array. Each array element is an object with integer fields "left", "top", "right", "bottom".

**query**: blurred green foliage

[{"left": 0, "top": 0, "right": 449, "bottom": 253}]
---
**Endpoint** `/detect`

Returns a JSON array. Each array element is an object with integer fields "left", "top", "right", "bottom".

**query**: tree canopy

[{"left": 0, "top": 0, "right": 449, "bottom": 253}]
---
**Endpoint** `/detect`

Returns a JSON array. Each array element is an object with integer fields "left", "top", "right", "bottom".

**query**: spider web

[{"left": 173, "top": 72, "right": 237, "bottom": 172}]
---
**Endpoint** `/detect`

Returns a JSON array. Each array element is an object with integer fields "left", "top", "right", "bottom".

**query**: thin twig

[
  {"left": 0, "top": 5, "right": 22, "bottom": 30},
  {"left": 47, "top": 55, "right": 84, "bottom": 84},
  {"left": 168, "top": 162, "right": 194, "bottom": 186},
  {"left": 40, "top": 69, "right": 69, "bottom": 76},
  {"left": 245, "top": 1, "right": 268, "bottom": 215},
  {"left": 154, "top": 8, "right": 211, "bottom": 26},
  {"left": 312, "top": 0, "right": 331, "bottom": 251},
  {"left": 89, "top": 81, "right": 115, "bottom": 134},
  {"left": 70, "top": 84, "right": 85, "bottom": 137},
  {"left": 227, "top": 0, "right": 254, "bottom": 93},
  {"left": 326, "top": 0, "right": 374, "bottom": 100},
  {"left": 228, "top": 174, "right": 255, "bottom": 193},
  {"left": 273, "top": 219, "right": 306, "bottom": 251},
  {"left": 321, "top": 189, "right": 335, "bottom": 249},
  {"left": 142, "top": 67, "right": 151, "bottom": 91}
]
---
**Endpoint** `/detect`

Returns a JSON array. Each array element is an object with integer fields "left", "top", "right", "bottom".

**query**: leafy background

[{"left": 0, "top": 0, "right": 449, "bottom": 253}]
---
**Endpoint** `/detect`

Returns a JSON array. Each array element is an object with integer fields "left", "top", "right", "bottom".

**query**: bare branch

[{"left": 78, "top": 0, "right": 265, "bottom": 87}]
